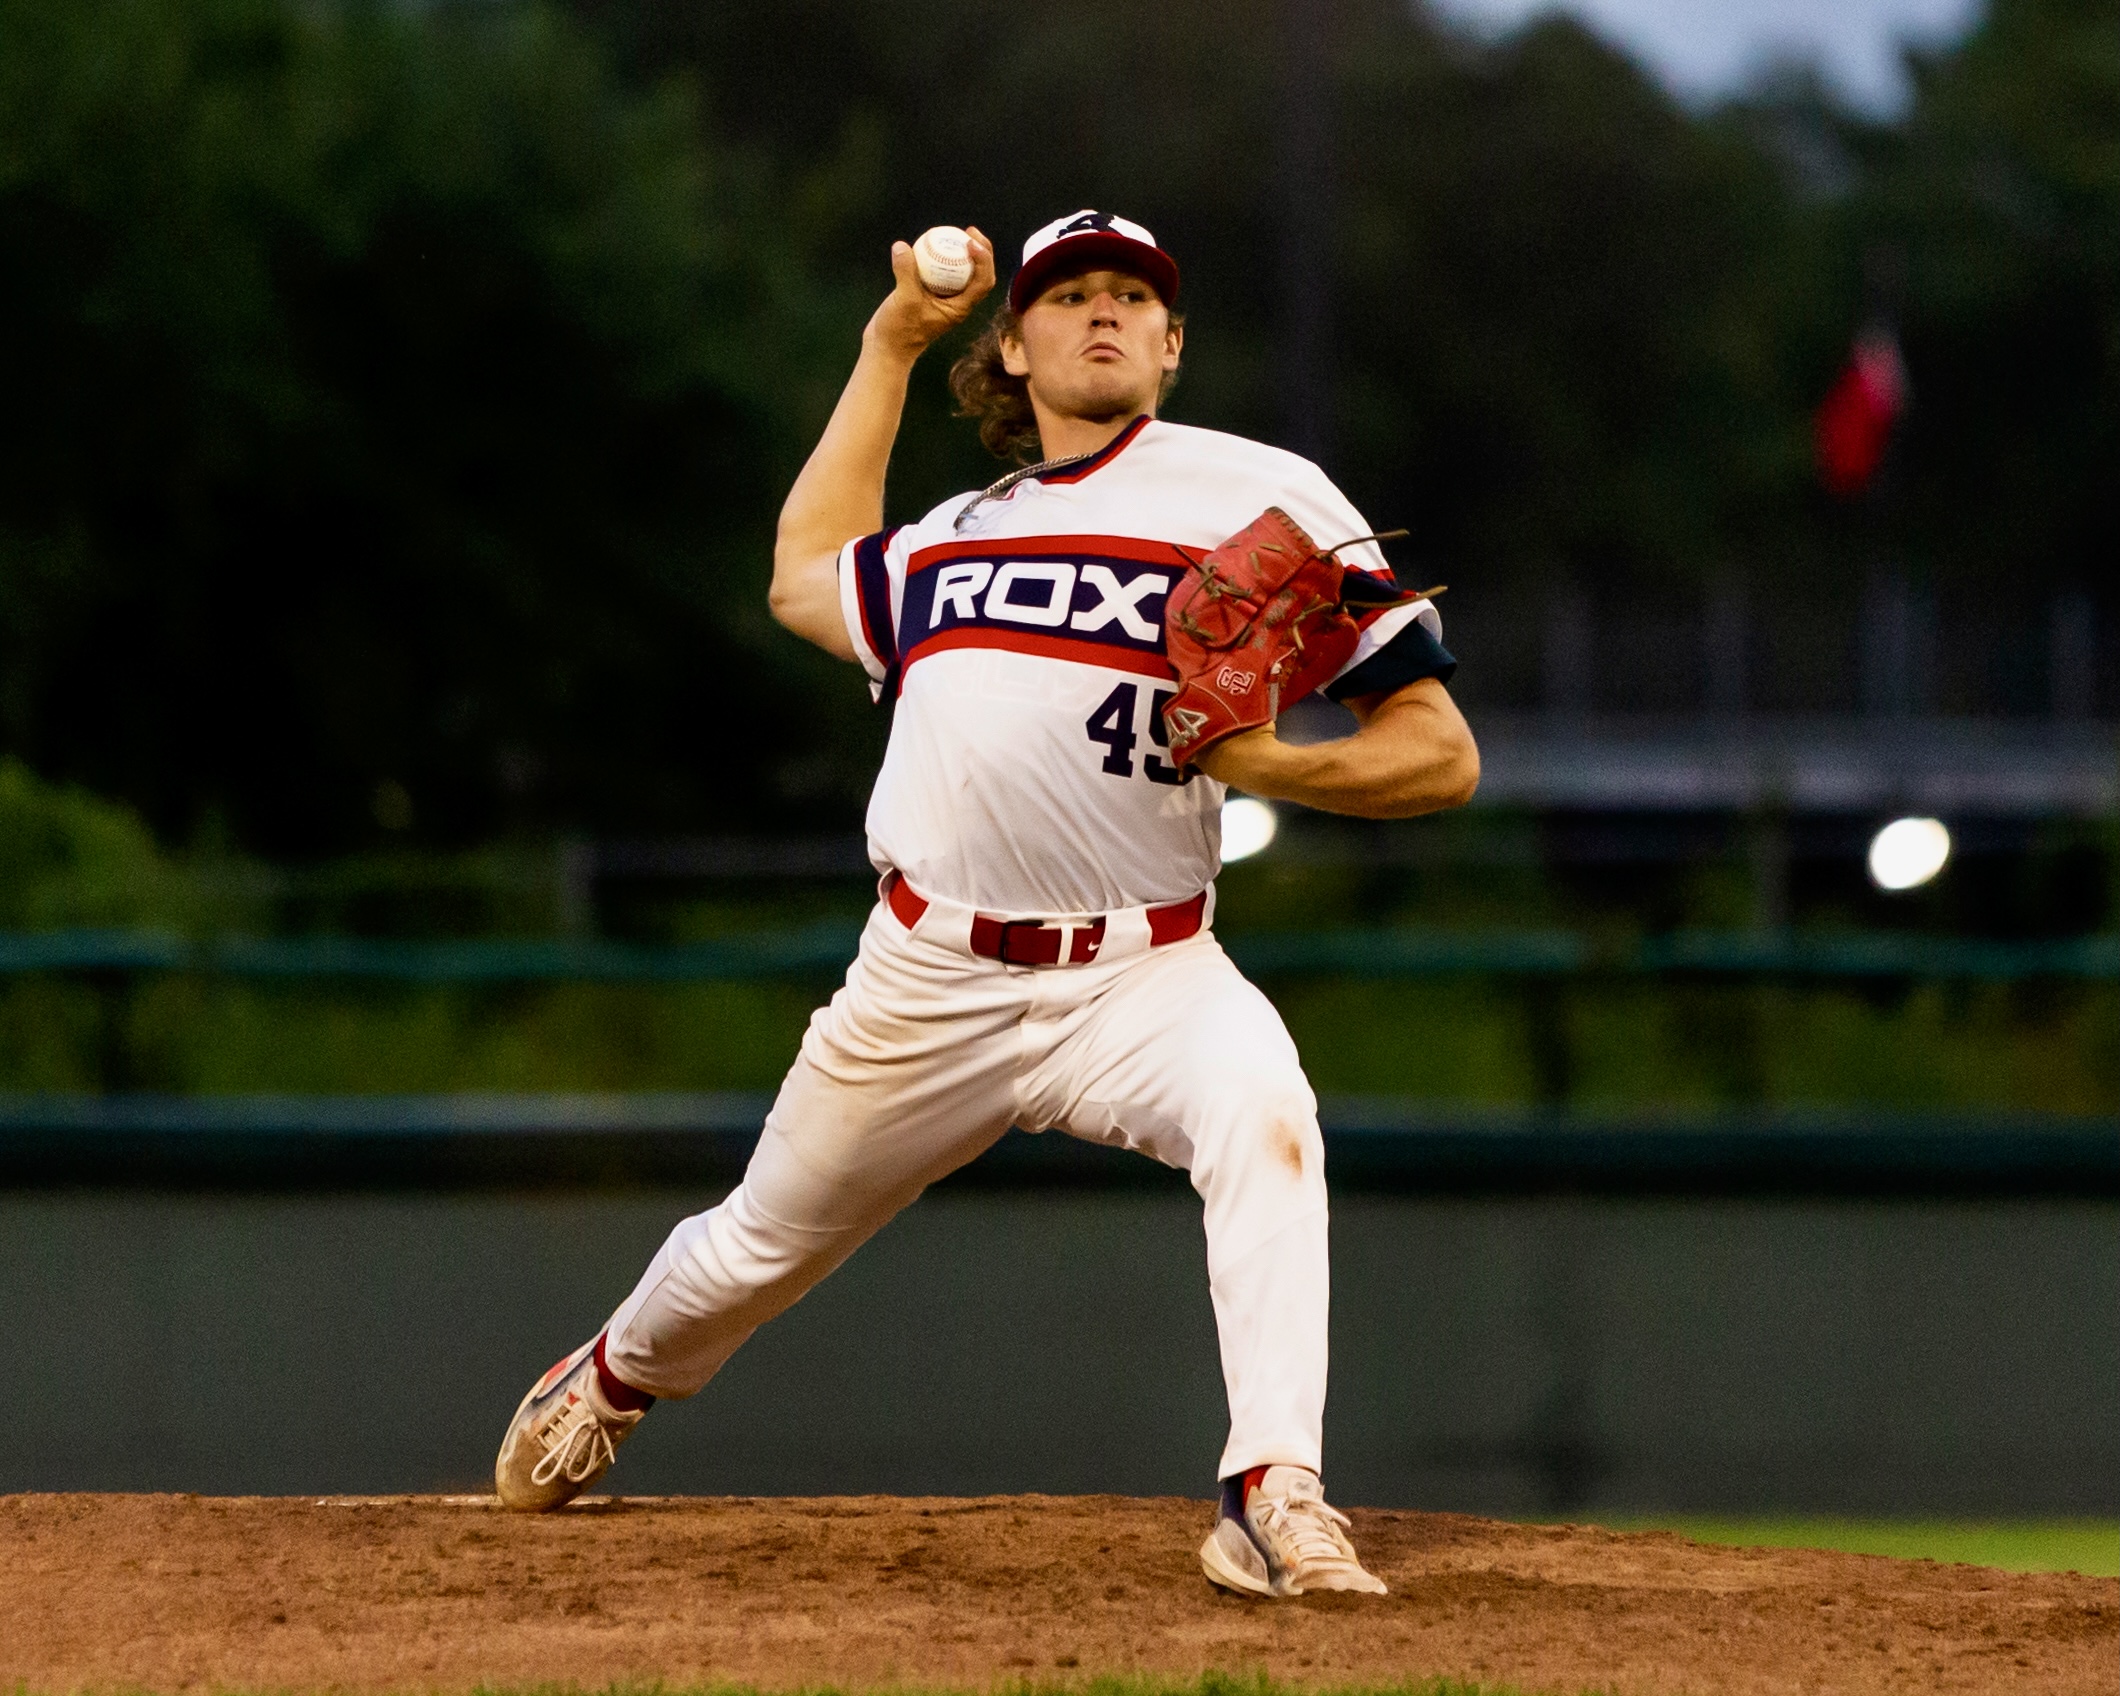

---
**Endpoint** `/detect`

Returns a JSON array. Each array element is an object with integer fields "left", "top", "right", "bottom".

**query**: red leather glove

[{"left": 1161, "top": 507, "right": 1410, "bottom": 767}]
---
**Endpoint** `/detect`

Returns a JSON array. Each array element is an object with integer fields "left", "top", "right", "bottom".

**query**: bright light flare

[
  {"left": 1220, "top": 796, "right": 1279, "bottom": 863},
  {"left": 1867, "top": 816, "right": 1951, "bottom": 891}
]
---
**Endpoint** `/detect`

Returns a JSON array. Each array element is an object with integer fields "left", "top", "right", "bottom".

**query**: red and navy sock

[
  {"left": 1219, "top": 1465, "right": 1272, "bottom": 1519},
  {"left": 592, "top": 1332, "right": 655, "bottom": 1413}
]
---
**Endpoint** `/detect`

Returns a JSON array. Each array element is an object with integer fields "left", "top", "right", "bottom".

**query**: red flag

[{"left": 1814, "top": 329, "right": 1908, "bottom": 497}]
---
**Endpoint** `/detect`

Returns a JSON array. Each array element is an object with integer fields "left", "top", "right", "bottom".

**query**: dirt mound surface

[{"left": 4, "top": 1493, "right": 2112, "bottom": 1695}]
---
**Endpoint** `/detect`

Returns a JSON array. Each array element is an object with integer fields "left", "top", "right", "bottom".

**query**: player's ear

[
  {"left": 1161, "top": 318, "right": 1183, "bottom": 372},
  {"left": 1000, "top": 328, "right": 1031, "bottom": 379}
]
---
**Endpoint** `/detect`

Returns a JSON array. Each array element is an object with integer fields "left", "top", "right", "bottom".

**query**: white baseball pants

[{"left": 602, "top": 891, "right": 1330, "bottom": 1480}]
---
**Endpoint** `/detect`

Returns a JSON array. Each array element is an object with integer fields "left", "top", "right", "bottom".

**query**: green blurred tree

[
  {"left": 0, "top": 0, "right": 880, "bottom": 854},
  {"left": 0, "top": 0, "right": 2109, "bottom": 858},
  {"left": 0, "top": 759, "right": 184, "bottom": 929},
  {"left": 1330, "top": 12, "right": 1809, "bottom": 600},
  {"left": 1868, "top": 0, "right": 2118, "bottom": 705}
]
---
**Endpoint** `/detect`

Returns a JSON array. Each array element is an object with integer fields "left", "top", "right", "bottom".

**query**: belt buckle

[
  {"left": 996, "top": 919, "right": 1058, "bottom": 966},
  {"left": 993, "top": 915, "right": 1107, "bottom": 966}
]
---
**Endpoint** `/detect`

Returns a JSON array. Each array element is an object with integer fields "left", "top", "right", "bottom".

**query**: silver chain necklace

[{"left": 952, "top": 447, "right": 1100, "bottom": 532}]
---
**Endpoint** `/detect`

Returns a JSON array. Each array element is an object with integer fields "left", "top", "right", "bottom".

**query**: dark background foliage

[{"left": 0, "top": 0, "right": 2112, "bottom": 855}]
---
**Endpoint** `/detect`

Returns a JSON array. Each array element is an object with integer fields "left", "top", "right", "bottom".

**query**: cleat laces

[
  {"left": 528, "top": 1403, "right": 618, "bottom": 1488},
  {"left": 1254, "top": 1492, "right": 1361, "bottom": 1577}
]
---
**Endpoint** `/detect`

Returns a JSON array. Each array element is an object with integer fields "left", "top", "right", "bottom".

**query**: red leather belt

[{"left": 885, "top": 872, "right": 1206, "bottom": 966}]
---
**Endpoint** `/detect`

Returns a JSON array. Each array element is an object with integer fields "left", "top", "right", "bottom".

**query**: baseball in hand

[{"left": 912, "top": 225, "right": 974, "bottom": 296}]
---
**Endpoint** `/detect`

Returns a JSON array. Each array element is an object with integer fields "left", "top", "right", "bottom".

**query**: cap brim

[{"left": 1009, "top": 233, "right": 1180, "bottom": 313}]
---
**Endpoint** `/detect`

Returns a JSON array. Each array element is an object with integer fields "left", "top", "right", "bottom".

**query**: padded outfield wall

[{"left": 4, "top": 1140, "right": 2113, "bottom": 1513}]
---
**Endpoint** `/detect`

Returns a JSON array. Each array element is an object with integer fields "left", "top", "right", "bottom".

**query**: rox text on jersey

[{"left": 876, "top": 536, "right": 1194, "bottom": 688}]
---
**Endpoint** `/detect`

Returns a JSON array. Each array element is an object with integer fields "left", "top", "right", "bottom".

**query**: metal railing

[{"left": 1, "top": 926, "right": 2114, "bottom": 982}]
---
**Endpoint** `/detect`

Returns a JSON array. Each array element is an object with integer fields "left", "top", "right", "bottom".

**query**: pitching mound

[{"left": 5, "top": 1493, "right": 2113, "bottom": 1695}]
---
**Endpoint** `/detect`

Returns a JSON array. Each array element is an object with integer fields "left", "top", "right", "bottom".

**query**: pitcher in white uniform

[{"left": 494, "top": 210, "right": 1480, "bottom": 1599}]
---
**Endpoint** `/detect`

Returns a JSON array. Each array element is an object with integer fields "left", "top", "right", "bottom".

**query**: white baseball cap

[{"left": 1009, "top": 210, "right": 1181, "bottom": 313}]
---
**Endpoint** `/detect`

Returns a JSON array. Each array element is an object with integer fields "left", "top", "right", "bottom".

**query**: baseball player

[{"left": 495, "top": 211, "right": 1479, "bottom": 1598}]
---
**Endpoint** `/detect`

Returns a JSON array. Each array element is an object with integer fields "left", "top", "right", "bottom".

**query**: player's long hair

[{"left": 948, "top": 303, "right": 1185, "bottom": 462}]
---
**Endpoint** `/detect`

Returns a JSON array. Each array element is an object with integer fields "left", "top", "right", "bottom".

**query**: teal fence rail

[
  {"left": 1, "top": 927, "right": 2115, "bottom": 982},
  {"left": 0, "top": 925, "right": 864, "bottom": 981}
]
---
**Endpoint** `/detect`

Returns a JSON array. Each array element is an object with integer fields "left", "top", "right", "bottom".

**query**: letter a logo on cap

[{"left": 1010, "top": 209, "right": 1181, "bottom": 312}]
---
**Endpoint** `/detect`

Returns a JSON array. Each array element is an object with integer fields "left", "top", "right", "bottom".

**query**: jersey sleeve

[
  {"left": 835, "top": 525, "right": 911, "bottom": 702},
  {"left": 1270, "top": 462, "right": 1458, "bottom": 702},
  {"left": 1323, "top": 601, "right": 1457, "bottom": 702}
]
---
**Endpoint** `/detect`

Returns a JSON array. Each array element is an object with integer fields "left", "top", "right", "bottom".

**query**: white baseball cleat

[
  {"left": 1199, "top": 1465, "right": 1389, "bottom": 1597},
  {"left": 494, "top": 1335, "right": 647, "bottom": 1512}
]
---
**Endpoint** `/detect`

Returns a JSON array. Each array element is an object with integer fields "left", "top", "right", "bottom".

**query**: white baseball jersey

[
  {"left": 602, "top": 422, "right": 1460, "bottom": 1493},
  {"left": 836, "top": 417, "right": 1453, "bottom": 915}
]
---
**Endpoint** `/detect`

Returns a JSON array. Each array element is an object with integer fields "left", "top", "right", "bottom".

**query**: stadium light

[
  {"left": 1867, "top": 816, "right": 1951, "bottom": 891},
  {"left": 1220, "top": 796, "right": 1278, "bottom": 863}
]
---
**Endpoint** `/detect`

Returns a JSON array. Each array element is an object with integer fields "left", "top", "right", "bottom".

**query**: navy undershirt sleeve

[{"left": 1323, "top": 619, "right": 1458, "bottom": 703}]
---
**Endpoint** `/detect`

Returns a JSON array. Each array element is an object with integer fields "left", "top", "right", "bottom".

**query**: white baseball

[{"left": 912, "top": 225, "right": 974, "bottom": 296}]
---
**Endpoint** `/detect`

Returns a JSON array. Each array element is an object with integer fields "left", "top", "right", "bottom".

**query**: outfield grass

[
  {"left": 1598, "top": 1517, "right": 2120, "bottom": 1576},
  {"left": 999, "top": 1683, "right": 1510, "bottom": 1696}
]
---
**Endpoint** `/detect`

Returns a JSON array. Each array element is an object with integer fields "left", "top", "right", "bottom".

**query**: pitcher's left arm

[{"left": 1197, "top": 678, "right": 1478, "bottom": 819}]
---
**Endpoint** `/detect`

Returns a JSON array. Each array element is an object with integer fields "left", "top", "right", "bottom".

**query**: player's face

[{"left": 1002, "top": 268, "right": 1182, "bottom": 424}]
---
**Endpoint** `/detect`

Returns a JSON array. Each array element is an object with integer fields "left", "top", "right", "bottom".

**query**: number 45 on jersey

[{"left": 1085, "top": 682, "right": 1196, "bottom": 785}]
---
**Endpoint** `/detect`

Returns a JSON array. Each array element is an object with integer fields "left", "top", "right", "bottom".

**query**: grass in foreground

[{"left": 1598, "top": 1517, "right": 2120, "bottom": 1576}]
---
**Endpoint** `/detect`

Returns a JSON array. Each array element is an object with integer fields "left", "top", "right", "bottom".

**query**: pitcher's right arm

[{"left": 770, "top": 230, "right": 997, "bottom": 659}]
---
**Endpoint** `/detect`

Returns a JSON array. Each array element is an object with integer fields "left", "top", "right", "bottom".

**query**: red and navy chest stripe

[{"left": 891, "top": 534, "right": 1192, "bottom": 689}]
